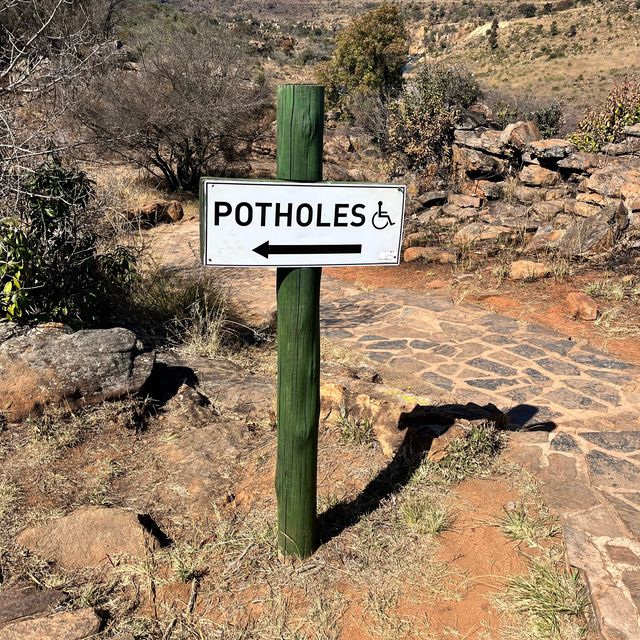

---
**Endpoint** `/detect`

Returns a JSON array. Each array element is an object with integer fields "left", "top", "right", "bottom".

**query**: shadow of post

[{"left": 318, "top": 402, "right": 557, "bottom": 545}]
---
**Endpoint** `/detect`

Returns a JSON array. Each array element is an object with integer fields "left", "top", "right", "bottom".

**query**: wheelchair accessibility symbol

[{"left": 371, "top": 201, "right": 395, "bottom": 230}]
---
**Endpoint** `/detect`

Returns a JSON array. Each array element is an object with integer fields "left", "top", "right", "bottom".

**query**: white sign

[{"left": 200, "top": 178, "right": 406, "bottom": 267}]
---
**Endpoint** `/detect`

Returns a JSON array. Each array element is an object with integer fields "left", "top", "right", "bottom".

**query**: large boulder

[
  {"left": 499, "top": 121, "right": 541, "bottom": 150},
  {"left": 16, "top": 506, "right": 164, "bottom": 569},
  {"left": 528, "top": 139, "right": 576, "bottom": 161},
  {"left": 583, "top": 168, "right": 640, "bottom": 209},
  {"left": 558, "top": 203, "right": 628, "bottom": 257},
  {"left": 452, "top": 145, "right": 509, "bottom": 180},
  {"left": 0, "top": 327, "right": 154, "bottom": 422}
]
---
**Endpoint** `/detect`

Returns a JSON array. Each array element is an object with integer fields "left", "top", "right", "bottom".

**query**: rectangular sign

[{"left": 200, "top": 178, "right": 406, "bottom": 267}]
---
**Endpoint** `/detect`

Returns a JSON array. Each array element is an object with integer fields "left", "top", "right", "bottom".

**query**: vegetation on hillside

[{"left": 570, "top": 80, "right": 640, "bottom": 151}]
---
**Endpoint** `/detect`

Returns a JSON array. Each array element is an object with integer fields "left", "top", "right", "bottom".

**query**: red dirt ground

[{"left": 327, "top": 264, "right": 640, "bottom": 366}]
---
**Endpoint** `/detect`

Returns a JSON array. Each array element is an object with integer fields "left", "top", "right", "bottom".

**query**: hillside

[{"left": 156, "top": 0, "right": 640, "bottom": 127}]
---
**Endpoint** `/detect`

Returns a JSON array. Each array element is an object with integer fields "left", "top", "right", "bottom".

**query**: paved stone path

[{"left": 150, "top": 220, "right": 640, "bottom": 639}]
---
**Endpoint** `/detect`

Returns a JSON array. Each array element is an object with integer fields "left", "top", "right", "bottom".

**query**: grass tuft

[
  {"left": 401, "top": 494, "right": 454, "bottom": 536},
  {"left": 335, "top": 405, "right": 375, "bottom": 447},
  {"left": 501, "top": 558, "right": 590, "bottom": 639},
  {"left": 499, "top": 502, "right": 561, "bottom": 547},
  {"left": 436, "top": 423, "right": 507, "bottom": 483}
]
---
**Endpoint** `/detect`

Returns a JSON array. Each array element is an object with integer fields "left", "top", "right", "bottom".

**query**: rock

[
  {"left": 566, "top": 292, "right": 599, "bottom": 321},
  {"left": 524, "top": 225, "right": 566, "bottom": 254},
  {"left": 508, "top": 260, "right": 550, "bottom": 281},
  {"left": 403, "top": 247, "right": 458, "bottom": 264},
  {"left": 163, "top": 383, "right": 217, "bottom": 424},
  {"left": 447, "top": 193, "right": 482, "bottom": 208},
  {"left": 476, "top": 180, "right": 504, "bottom": 200},
  {"left": 584, "top": 167, "right": 640, "bottom": 200},
  {"left": 0, "top": 607, "right": 101, "bottom": 640},
  {"left": 574, "top": 201, "right": 603, "bottom": 218},
  {"left": 453, "top": 222, "right": 512, "bottom": 245},
  {"left": 402, "top": 232, "right": 430, "bottom": 249},
  {"left": 441, "top": 203, "right": 480, "bottom": 220},
  {"left": 127, "top": 200, "right": 183, "bottom": 224},
  {"left": 601, "top": 137, "right": 640, "bottom": 156},
  {"left": 454, "top": 130, "right": 507, "bottom": 156},
  {"left": 514, "top": 185, "right": 546, "bottom": 204},
  {"left": 320, "top": 382, "right": 347, "bottom": 420},
  {"left": 16, "top": 506, "right": 164, "bottom": 569},
  {"left": 162, "top": 200, "right": 184, "bottom": 223},
  {"left": 425, "top": 279, "right": 449, "bottom": 290},
  {"left": 452, "top": 145, "right": 509, "bottom": 179},
  {"left": 543, "top": 185, "right": 573, "bottom": 201},
  {"left": 623, "top": 124, "right": 640, "bottom": 137},
  {"left": 557, "top": 152, "right": 602, "bottom": 175},
  {"left": 427, "top": 424, "right": 468, "bottom": 462},
  {"left": 519, "top": 165, "right": 560, "bottom": 187},
  {"left": 558, "top": 203, "right": 628, "bottom": 257},
  {"left": 415, "top": 207, "right": 441, "bottom": 225},
  {"left": 531, "top": 201, "right": 564, "bottom": 220},
  {"left": 499, "top": 121, "right": 541, "bottom": 149},
  {"left": 150, "top": 420, "right": 249, "bottom": 512},
  {"left": 576, "top": 192, "right": 607, "bottom": 207},
  {"left": 457, "top": 108, "right": 490, "bottom": 130},
  {"left": 0, "top": 583, "right": 66, "bottom": 625},
  {"left": 0, "top": 328, "right": 154, "bottom": 422},
  {"left": 416, "top": 190, "right": 448, "bottom": 207},
  {"left": 528, "top": 138, "right": 575, "bottom": 160},
  {"left": 151, "top": 352, "right": 275, "bottom": 426}
]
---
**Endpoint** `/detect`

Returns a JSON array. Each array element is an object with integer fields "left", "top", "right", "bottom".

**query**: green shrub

[
  {"left": 317, "top": 3, "right": 409, "bottom": 115},
  {"left": 0, "top": 159, "right": 136, "bottom": 325},
  {"left": 490, "top": 96, "right": 564, "bottom": 138},
  {"left": 387, "top": 63, "right": 482, "bottom": 171},
  {"left": 532, "top": 103, "right": 565, "bottom": 138},
  {"left": 570, "top": 80, "right": 640, "bottom": 151}
]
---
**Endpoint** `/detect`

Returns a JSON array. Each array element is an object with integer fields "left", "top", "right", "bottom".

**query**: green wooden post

[{"left": 275, "top": 84, "right": 324, "bottom": 558}]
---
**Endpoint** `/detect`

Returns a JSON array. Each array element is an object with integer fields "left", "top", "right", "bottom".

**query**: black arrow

[{"left": 253, "top": 241, "right": 362, "bottom": 259}]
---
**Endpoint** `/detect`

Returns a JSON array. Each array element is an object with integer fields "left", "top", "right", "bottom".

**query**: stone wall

[{"left": 406, "top": 113, "right": 640, "bottom": 262}]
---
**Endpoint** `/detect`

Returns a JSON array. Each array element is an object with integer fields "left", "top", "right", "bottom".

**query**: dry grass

[
  {"left": 499, "top": 557, "right": 590, "bottom": 640},
  {"left": 498, "top": 502, "right": 562, "bottom": 548}
]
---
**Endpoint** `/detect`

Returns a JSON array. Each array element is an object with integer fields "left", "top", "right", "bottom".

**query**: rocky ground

[{"left": 2, "top": 117, "right": 640, "bottom": 638}]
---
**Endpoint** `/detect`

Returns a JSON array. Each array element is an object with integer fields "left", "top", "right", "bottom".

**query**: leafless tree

[
  {"left": 78, "top": 24, "right": 273, "bottom": 191},
  {"left": 0, "top": 0, "right": 126, "bottom": 210}
]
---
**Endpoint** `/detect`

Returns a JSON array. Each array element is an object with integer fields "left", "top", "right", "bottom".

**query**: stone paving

[{"left": 149, "top": 220, "right": 640, "bottom": 639}]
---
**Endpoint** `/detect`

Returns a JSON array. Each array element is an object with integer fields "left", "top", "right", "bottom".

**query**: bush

[
  {"left": 123, "top": 270, "right": 263, "bottom": 356},
  {"left": 532, "top": 103, "right": 565, "bottom": 138},
  {"left": 489, "top": 94, "right": 565, "bottom": 138},
  {"left": 0, "top": 159, "right": 136, "bottom": 325},
  {"left": 317, "top": 3, "right": 409, "bottom": 115},
  {"left": 569, "top": 80, "right": 640, "bottom": 151},
  {"left": 79, "top": 23, "right": 272, "bottom": 192},
  {"left": 519, "top": 3, "right": 537, "bottom": 17},
  {"left": 386, "top": 63, "right": 482, "bottom": 171}
]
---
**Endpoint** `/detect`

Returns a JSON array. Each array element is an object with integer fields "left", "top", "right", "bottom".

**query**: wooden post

[{"left": 275, "top": 84, "right": 324, "bottom": 558}]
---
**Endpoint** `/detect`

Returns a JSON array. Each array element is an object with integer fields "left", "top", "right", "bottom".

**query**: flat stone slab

[
  {"left": 0, "top": 607, "right": 101, "bottom": 640},
  {"left": 0, "top": 584, "right": 66, "bottom": 625},
  {"left": 582, "top": 432, "right": 640, "bottom": 453},
  {"left": 587, "top": 451, "right": 639, "bottom": 491}
]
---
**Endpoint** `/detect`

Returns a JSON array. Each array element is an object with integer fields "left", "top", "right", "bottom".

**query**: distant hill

[{"left": 148, "top": 0, "right": 640, "bottom": 124}]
